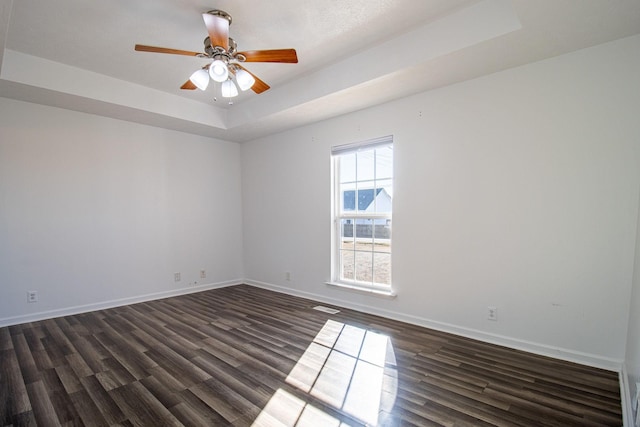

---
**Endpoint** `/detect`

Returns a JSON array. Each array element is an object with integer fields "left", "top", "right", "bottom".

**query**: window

[{"left": 332, "top": 136, "right": 393, "bottom": 292}]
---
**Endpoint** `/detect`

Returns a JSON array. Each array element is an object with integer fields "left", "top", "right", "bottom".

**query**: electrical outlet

[
  {"left": 200, "top": 270, "right": 206, "bottom": 279},
  {"left": 174, "top": 272, "right": 181, "bottom": 282},
  {"left": 487, "top": 306, "right": 497, "bottom": 321},
  {"left": 27, "top": 291, "right": 38, "bottom": 303},
  {"left": 285, "top": 271, "right": 291, "bottom": 281}
]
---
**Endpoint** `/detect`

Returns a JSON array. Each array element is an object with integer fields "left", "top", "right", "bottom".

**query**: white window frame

[{"left": 330, "top": 135, "right": 393, "bottom": 294}]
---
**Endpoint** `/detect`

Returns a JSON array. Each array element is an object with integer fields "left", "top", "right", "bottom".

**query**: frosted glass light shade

[
  {"left": 209, "top": 59, "right": 229, "bottom": 82},
  {"left": 234, "top": 69, "right": 255, "bottom": 91},
  {"left": 189, "top": 69, "right": 210, "bottom": 90},
  {"left": 221, "top": 80, "right": 238, "bottom": 98}
]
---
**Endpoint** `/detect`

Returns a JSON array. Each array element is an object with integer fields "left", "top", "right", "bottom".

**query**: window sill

[{"left": 325, "top": 282, "right": 397, "bottom": 298}]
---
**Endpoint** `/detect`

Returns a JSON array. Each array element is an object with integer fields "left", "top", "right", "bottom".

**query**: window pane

[
  {"left": 356, "top": 150, "right": 375, "bottom": 183},
  {"left": 373, "top": 253, "right": 391, "bottom": 285},
  {"left": 355, "top": 218, "right": 374, "bottom": 245},
  {"left": 375, "top": 146, "right": 393, "bottom": 180},
  {"left": 373, "top": 220, "right": 391, "bottom": 254},
  {"left": 355, "top": 251, "right": 372, "bottom": 283},
  {"left": 341, "top": 219, "right": 354, "bottom": 249},
  {"left": 374, "top": 179, "right": 392, "bottom": 214},
  {"left": 355, "top": 188, "right": 375, "bottom": 213},
  {"left": 340, "top": 153, "right": 356, "bottom": 183},
  {"left": 374, "top": 240, "right": 391, "bottom": 255},
  {"left": 341, "top": 184, "right": 356, "bottom": 213},
  {"left": 341, "top": 250, "right": 354, "bottom": 280}
]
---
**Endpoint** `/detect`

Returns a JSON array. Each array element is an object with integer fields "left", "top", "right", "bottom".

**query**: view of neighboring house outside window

[{"left": 331, "top": 136, "right": 393, "bottom": 292}]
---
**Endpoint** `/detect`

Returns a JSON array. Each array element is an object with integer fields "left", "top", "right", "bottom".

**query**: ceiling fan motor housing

[
  {"left": 206, "top": 10, "right": 232, "bottom": 25},
  {"left": 204, "top": 36, "right": 238, "bottom": 56}
]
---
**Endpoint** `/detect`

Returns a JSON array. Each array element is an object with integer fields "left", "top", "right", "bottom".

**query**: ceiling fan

[{"left": 134, "top": 10, "right": 298, "bottom": 98}]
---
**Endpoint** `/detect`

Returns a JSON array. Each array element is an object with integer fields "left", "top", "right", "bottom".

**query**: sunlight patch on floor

[
  {"left": 251, "top": 388, "right": 352, "bottom": 427},
  {"left": 269, "top": 319, "right": 399, "bottom": 426}
]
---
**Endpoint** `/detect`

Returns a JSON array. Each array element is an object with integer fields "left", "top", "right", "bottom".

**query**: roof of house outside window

[{"left": 343, "top": 188, "right": 385, "bottom": 211}]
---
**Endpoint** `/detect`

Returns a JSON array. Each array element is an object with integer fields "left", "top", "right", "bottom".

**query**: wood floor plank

[
  {"left": 0, "top": 328, "right": 13, "bottom": 352},
  {"left": 22, "top": 327, "right": 45, "bottom": 353},
  {"left": 79, "top": 374, "right": 128, "bottom": 425},
  {"left": 0, "top": 284, "right": 623, "bottom": 426},
  {"left": 190, "top": 352, "right": 272, "bottom": 407},
  {"left": 99, "top": 357, "right": 137, "bottom": 388},
  {"left": 71, "top": 336, "right": 109, "bottom": 374},
  {"left": 40, "top": 368, "right": 82, "bottom": 424},
  {"left": 169, "top": 389, "right": 229, "bottom": 426},
  {"left": 0, "top": 349, "right": 32, "bottom": 420},
  {"left": 483, "top": 386, "right": 612, "bottom": 427},
  {"left": 42, "top": 319, "right": 75, "bottom": 357},
  {"left": 26, "top": 380, "right": 61, "bottom": 427},
  {"left": 109, "top": 381, "right": 183, "bottom": 427},
  {"left": 12, "top": 333, "right": 41, "bottom": 385},
  {"left": 188, "top": 381, "right": 245, "bottom": 424},
  {"left": 139, "top": 375, "right": 182, "bottom": 409},
  {"left": 68, "top": 388, "right": 109, "bottom": 426},
  {"left": 65, "top": 352, "right": 94, "bottom": 379},
  {"left": 525, "top": 378, "right": 620, "bottom": 413},
  {"left": 144, "top": 345, "right": 211, "bottom": 388}
]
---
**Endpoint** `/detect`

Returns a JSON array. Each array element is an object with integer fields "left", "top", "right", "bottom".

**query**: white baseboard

[
  {"left": 0, "top": 279, "right": 243, "bottom": 327},
  {"left": 244, "top": 279, "right": 624, "bottom": 372}
]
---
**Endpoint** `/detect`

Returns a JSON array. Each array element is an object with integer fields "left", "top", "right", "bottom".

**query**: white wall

[
  {"left": 242, "top": 34, "right": 640, "bottom": 366},
  {"left": 0, "top": 98, "right": 243, "bottom": 324}
]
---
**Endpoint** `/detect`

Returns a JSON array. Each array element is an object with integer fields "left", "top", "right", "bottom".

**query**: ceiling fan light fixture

[
  {"left": 189, "top": 69, "right": 210, "bottom": 90},
  {"left": 221, "top": 79, "right": 239, "bottom": 98},
  {"left": 235, "top": 69, "right": 255, "bottom": 91},
  {"left": 209, "top": 59, "right": 229, "bottom": 82}
]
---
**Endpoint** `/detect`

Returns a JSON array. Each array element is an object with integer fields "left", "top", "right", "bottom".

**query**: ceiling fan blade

[
  {"left": 237, "top": 49, "right": 298, "bottom": 63},
  {"left": 202, "top": 11, "right": 229, "bottom": 51},
  {"left": 180, "top": 80, "right": 197, "bottom": 90},
  {"left": 135, "top": 44, "right": 202, "bottom": 57},
  {"left": 235, "top": 64, "right": 270, "bottom": 94}
]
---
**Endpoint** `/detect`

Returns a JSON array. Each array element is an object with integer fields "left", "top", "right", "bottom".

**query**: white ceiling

[{"left": 0, "top": 0, "right": 639, "bottom": 142}]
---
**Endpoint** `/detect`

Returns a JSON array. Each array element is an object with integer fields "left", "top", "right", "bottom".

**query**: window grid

[{"left": 333, "top": 142, "right": 392, "bottom": 290}]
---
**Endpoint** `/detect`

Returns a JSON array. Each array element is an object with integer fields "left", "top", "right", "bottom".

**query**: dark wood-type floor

[{"left": 1, "top": 284, "right": 622, "bottom": 426}]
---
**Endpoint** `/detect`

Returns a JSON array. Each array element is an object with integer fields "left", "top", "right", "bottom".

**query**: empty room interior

[{"left": 1, "top": 0, "right": 640, "bottom": 425}]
